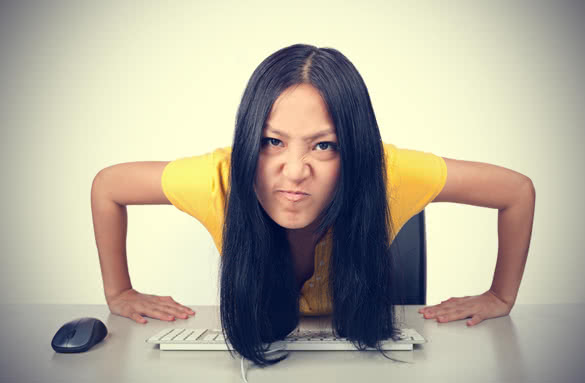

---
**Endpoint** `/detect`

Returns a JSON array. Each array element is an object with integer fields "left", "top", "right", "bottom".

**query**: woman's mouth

[{"left": 278, "top": 191, "right": 309, "bottom": 202}]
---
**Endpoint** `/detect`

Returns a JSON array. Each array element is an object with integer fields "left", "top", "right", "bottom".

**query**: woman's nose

[{"left": 283, "top": 154, "right": 309, "bottom": 179}]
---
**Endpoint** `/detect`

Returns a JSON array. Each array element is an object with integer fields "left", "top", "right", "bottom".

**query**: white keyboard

[{"left": 146, "top": 327, "right": 426, "bottom": 351}]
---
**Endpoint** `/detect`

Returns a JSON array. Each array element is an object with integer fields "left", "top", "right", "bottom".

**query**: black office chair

[{"left": 389, "top": 210, "right": 427, "bottom": 305}]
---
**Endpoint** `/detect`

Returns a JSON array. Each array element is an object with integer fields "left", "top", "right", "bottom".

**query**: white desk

[{"left": 1, "top": 304, "right": 583, "bottom": 382}]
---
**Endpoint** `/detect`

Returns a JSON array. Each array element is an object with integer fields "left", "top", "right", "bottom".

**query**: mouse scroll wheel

[{"left": 67, "top": 329, "right": 77, "bottom": 339}]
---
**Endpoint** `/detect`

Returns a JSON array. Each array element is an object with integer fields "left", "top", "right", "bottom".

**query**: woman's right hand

[{"left": 106, "top": 288, "right": 196, "bottom": 324}]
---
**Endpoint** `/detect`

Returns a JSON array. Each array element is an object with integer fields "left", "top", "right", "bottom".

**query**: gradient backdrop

[{"left": 0, "top": 1, "right": 583, "bottom": 308}]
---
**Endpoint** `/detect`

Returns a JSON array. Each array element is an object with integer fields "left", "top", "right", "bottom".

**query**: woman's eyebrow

[{"left": 266, "top": 127, "right": 336, "bottom": 141}]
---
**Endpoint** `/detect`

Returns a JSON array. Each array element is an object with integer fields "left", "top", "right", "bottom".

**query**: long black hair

[{"left": 219, "top": 43, "right": 406, "bottom": 367}]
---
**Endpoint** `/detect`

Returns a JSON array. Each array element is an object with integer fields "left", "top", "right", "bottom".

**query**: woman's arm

[
  {"left": 490, "top": 187, "right": 536, "bottom": 306},
  {"left": 422, "top": 157, "right": 536, "bottom": 326},
  {"left": 90, "top": 161, "right": 195, "bottom": 324}
]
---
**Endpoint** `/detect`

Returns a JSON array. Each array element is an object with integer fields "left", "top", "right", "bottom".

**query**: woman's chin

[{"left": 276, "top": 217, "right": 312, "bottom": 230}]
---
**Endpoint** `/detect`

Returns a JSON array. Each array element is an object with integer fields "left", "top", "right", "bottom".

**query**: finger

[
  {"left": 423, "top": 305, "right": 446, "bottom": 318},
  {"left": 158, "top": 303, "right": 191, "bottom": 319},
  {"left": 153, "top": 296, "right": 194, "bottom": 315},
  {"left": 145, "top": 307, "right": 177, "bottom": 321},
  {"left": 423, "top": 310, "right": 436, "bottom": 318},
  {"left": 437, "top": 308, "right": 471, "bottom": 323},
  {"left": 419, "top": 304, "right": 438, "bottom": 314},
  {"left": 162, "top": 302, "right": 195, "bottom": 316},
  {"left": 157, "top": 297, "right": 195, "bottom": 314},
  {"left": 425, "top": 308, "right": 446, "bottom": 319},
  {"left": 467, "top": 314, "right": 482, "bottom": 326},
  {"left": 178, "top": 305, "right": 196, "bottom": 315},
  {"left": 130, "top": 312, "right": 148, "bottom": 324},
  {"left": 173, "top": 304, "right": 196, "bottom": 316},
  {"left": 425, "top": 303, "right": 458, "bottom": 319}
]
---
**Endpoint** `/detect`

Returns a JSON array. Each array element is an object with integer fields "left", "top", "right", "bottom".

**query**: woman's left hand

[{"left": 418, "top": 290, "right": 513, "bottom": 326}]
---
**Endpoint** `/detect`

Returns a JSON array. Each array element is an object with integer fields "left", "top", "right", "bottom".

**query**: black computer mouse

[{"left": 51, "top": 317, "right": 108, "bottom": 353}]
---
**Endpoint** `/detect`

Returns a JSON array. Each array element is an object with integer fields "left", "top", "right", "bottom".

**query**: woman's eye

[
  {"left": 260, "top": 138, "right": 338, "bottom": 151},
  {"left": 261, "top": 138, "right": 282, "bottom": 147},
  {"left": 316, "top": 142, "right": 338, "bottom": 151}
]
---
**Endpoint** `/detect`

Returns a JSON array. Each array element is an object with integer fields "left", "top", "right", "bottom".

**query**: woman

[
  {"left": 214, "top": 43, "right": 412, "bottom": 367},
  {"left": 95, "top": 43, "right": 532, "bottom": 371}
]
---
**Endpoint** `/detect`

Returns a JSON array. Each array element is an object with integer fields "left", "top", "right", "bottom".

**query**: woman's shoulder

[
  {"left": 212, "top": 145, "right": 232, "bottom": 159},
  {"left": 382, "top": 142, "right": 398, "bottom": 168}
]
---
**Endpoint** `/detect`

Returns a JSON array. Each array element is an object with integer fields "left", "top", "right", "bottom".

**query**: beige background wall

[{"left": 1, "top": 0, "right": 583, "bottom": 306}]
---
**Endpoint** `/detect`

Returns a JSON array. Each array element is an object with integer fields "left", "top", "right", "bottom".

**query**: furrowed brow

[{"left": 266, "top": 126, "right": 336, "bottom": 141}]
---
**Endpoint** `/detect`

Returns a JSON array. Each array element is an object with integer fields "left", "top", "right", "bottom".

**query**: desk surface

[{"left": 1, "top": 304, "right": 583, "bottom": 382}]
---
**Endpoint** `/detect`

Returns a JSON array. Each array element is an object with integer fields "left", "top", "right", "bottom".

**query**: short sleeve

[
  {"left": 384, "top": 143, "right": 448, "bottom": 234},
  {"left": 161, "top": 146, "right": 232, "bottom": 233}
]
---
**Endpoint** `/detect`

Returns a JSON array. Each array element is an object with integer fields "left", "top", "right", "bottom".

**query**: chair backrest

[{"left": 389, "top": 210, "right": 427, "bottom": 305}]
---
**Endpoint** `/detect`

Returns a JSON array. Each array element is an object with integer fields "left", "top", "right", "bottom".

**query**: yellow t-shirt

[{"left": 161, "top": 143, "right": 447, "bottom": 316}]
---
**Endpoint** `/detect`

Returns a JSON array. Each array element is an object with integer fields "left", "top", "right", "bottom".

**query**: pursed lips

[{"left": 278, "top": 191, "right": 310, "bottom": 202}]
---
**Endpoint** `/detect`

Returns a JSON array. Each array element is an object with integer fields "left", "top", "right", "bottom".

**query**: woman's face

[{"left": 254, "top": 83, "right": 340, "bottom": 233}]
